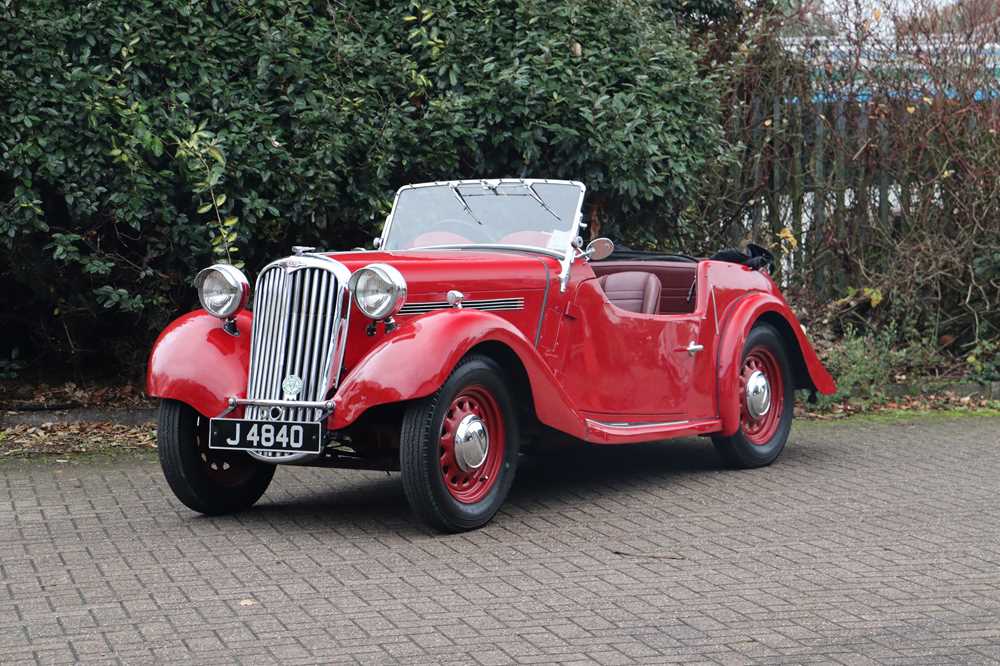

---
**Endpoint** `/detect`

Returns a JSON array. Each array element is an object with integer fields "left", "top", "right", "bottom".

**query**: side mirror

[
  {"left": 584, "top": 237, "right": 614, "bottom": 261},
  {"left": 373, "top": 237, "right": 382, "bottom": 249}
]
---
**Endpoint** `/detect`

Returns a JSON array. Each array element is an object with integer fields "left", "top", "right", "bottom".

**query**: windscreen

[{"left": 382, "top": 181, "right": 583, "bottom": 254}]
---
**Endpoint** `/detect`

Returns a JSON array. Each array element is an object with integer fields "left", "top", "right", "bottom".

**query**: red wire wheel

[
  {"left": 401, "top": 354, "right": 521, "bottom": 532},
  {"left": 739, "top": 346, "right": 785, "bottom": 445},
  {"left": 437, "top": 385, "right": 506, "bottom": 504}
]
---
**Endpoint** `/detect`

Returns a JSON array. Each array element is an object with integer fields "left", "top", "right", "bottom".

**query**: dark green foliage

[
  {"left": 658, "top": 0, "right": 748, "bottom": 26},
  {"left": 0, "top": 0, "right": 721, "bottom": 372}
]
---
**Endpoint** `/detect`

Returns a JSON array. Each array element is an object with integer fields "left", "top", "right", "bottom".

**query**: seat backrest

[
  {"left": 591, "top": 261, "right": 697, "bottom": 314},
  {"left": 597, "top": 271, "right": 661, "bottom": 314}
]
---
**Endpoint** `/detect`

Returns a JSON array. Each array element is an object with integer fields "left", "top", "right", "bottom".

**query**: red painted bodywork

[
  {"left": 714, "top": 288, "right": 835, "bottom": 436},
  {"left": 147, "top": 247, "right": 835, "bottom": 446},
  {"left": 147, "top": 309, "right": 253, "bottom": 419}
]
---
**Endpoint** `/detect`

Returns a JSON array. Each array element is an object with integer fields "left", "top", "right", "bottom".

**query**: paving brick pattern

[{"left": 2, "top": 416, "right": 1000, "bottom": 664}]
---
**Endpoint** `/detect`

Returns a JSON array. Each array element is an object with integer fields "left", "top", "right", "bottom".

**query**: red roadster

[{"left": 148, "top": 179, "right": 835, "bottom": 531}]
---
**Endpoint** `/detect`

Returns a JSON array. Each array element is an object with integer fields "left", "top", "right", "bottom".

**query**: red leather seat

[{"left": 597, "top": 271, "right": 661, "bottom": 314}]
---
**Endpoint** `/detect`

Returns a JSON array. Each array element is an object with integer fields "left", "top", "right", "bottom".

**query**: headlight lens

[
  {"left": 348, "top": 263, "right": 407, "bottom": 320},
  {"left": 195, "top": 264, "right": 250, "bottom": 319}
]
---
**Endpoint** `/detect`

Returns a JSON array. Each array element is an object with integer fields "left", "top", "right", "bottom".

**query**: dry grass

[
  {"left": 0, "top": 422, "right": 155, "bottom": 459},
  {"left": 797, "top": 391, "right": 999, "bottom": 419}
]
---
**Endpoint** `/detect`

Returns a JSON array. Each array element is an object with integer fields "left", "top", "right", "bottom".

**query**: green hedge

[{"left": 0, "top": 0, "right": 721, "bottom": 372}]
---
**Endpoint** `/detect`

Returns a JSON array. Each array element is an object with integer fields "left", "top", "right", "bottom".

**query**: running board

[{"left": 583, "top": 417, "right": 722, "bottom": 444}]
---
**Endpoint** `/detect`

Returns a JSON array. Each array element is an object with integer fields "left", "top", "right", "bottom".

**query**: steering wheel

[{"left": 433, "top": 218, "right": 497, "bottom": 243}]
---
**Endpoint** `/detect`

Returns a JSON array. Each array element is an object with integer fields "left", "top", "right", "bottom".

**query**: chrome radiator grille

[{"left": 245, "top": 259, "right": 350, "bottom": 424}]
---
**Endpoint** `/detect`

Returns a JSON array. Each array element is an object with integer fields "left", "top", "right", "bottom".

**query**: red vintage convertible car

[{"left": 148, "top": 179, "right": 835, "bottom": 532}]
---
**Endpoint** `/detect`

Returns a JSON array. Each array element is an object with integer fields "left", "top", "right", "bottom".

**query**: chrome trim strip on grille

[
  {"left": 244, "top": 254, "right": 351, "bottom": 462},
  {"left": 398, "top": 297, "right": 525, "bottom": 315}
]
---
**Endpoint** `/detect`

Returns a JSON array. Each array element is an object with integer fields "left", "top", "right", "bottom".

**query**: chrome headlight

[
  {"left": 348, "top": 263, "right": 407, "bottom": 320},
  {"left": 194, "top": 264, "right": 250, "bottom": 319}
]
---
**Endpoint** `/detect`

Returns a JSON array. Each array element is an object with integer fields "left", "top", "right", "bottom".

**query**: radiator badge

[{"left": 282, "top": 374, "right": 303, "bottom": 400}]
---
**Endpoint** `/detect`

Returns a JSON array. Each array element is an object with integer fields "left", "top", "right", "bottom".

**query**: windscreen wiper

[
  {"left": 521, "top": 182, "right": 562, "bottom": 222},
  {"left": 450, "top": 184, "right": 484, "bottom": 225}
]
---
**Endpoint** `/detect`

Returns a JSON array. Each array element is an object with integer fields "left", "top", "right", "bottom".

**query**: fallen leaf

[{"left": 777, "top": 227, "right": 798, "bottom": 249}]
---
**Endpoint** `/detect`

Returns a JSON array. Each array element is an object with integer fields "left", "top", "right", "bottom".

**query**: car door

[{"left": 551, "top": 277, "right": 716, "bottom": 423}]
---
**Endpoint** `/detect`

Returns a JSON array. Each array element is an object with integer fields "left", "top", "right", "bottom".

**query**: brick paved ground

[{"left": 1, "top": 415, "right": 999, "bottom": 665}]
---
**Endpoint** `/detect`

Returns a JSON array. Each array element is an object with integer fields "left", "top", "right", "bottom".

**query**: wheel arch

[
  {"left": 463, "top": 339, "right": 538, "bottom": 427},
  {"left": 330, "top": 311, "right": 585, "bottom": 437},
  {"left": 756, "top": 311, "right": 815, "bottom": 393},
  {"left": 717, "top": 293, "right": 835, "bottom": 436},
  {"left": 147, "top": 310, "right": 253, "bottom": 418}
]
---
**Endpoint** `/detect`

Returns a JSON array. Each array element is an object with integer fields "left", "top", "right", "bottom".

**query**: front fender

[
  {"left": 330, "top": 309, "right": 585, "bottom": 436},
  {"left": 146, "top": 310, "right": 251, "bottom": 418},
  {"left": 717, "top": 293, "right": 835, "bottom": 436}
]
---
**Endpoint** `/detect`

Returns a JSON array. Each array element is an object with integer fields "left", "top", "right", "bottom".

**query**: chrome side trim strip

[
  {"left": 399, "top": 297, "right": 525, "bottom": 315},
  {"left": 586, "top": 419, "right": 690, "bottom": 429}
]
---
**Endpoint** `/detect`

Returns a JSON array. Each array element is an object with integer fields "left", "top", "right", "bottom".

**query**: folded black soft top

[
  {"left": 597, "top": 247, "right": 699, "bottom": 263},
  {"left": 597, "top": 243, "right": 774, "bottom": 271}
]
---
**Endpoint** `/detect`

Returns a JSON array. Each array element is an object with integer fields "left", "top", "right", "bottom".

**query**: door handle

[{"left": 684, "top": 342, "right": 703, "bottom": 356}]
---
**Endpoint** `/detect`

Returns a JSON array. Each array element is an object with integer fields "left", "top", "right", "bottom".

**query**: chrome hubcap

[
  {"left": 454, "top": 414, "right": 489, "bottom": 471},
  {"left": 745, "top": 370, "right": 771, "bottom": 419}
]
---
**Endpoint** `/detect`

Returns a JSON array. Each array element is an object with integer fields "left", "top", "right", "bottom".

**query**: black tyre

[
  {"left": 400, "top": 355, "right": 520, "bottom": 532},
  {"left": 157, "top": 399, "right": 275, "bottom": 515},
  {"left": 711, "top": 323, "right": 794, "bottom": 469}
]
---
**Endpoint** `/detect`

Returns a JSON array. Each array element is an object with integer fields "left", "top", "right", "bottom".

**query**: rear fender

[
  {"left": 331, "top": 309, "right": 585, "bottom": 436},
  {"left": 717, "top": 293, "right": 835, "bottom": 436},
  {"left": 146, "top": 310, "right": 252, "bottom": 418}
]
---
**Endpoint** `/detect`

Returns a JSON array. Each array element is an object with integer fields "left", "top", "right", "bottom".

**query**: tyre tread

[
  {"left": 157, "top": 400, "right": 274, "bottom": 515},
  {"left": 711, "top": 323, "right": 794, "bottom": 469}
]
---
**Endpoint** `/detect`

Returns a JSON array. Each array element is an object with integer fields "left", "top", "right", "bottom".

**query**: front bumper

[
  {"left": 218, "top": 396, "right": 334, "bottom": 418},
  {"left": 217, "top": 397, "right": 334, "bottom": 464}
]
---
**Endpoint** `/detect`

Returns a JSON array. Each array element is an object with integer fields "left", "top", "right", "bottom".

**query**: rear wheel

[
  {"left": 400, "top": 355, "right": 520, "bottom": 532},
  {"left": 158, "top": 400, "right": 275, "bottom": 515},
  {"left": 712, "top": 324, "right": 794, "bottom": 468}
]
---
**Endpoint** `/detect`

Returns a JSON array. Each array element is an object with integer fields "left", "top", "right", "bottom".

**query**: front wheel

[
  {"left": 711, "top": 323, "right": 794, "bottom": 468},
  {"left": 400, "top": 355, "right": 520, "bottom": 532},
  {"left": 158, "top": 399, "right": 275, "bottom": 515}
]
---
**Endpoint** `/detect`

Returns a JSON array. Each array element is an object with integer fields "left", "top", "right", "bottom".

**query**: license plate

[{"left": 208, "top": 418, "right": 323, "bottom": 454}]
